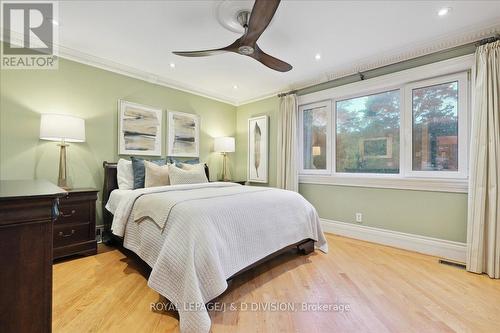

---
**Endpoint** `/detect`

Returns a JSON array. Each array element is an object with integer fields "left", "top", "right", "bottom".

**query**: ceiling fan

[{"left": 172, "top": 0, "right": 292, "bottom": 72}]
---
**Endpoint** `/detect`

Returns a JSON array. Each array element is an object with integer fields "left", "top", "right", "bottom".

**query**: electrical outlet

[{"left": 355, "top": 213, "right": 363, "bottom": 223}]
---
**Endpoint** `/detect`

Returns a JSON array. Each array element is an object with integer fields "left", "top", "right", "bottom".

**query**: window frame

[
  {"left": 298, "top": 100, "right": 332, "bottom": 175},
  {"left": 403, "top": 72, "right": 468, "bottom": 179},
  {"left": 297, "top": 55, "right": 472, "bottom": 193}
]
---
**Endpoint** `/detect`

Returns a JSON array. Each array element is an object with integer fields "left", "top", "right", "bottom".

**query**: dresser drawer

[
  {"left": 53, "top": 223, "right": 91, "bottom": 247},
  {"left": 56, "top": 201, "right": 90, "bottom": 224}
]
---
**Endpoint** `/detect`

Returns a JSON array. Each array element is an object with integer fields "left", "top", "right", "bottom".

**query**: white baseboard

[{"left": 320, "top": 219, "right": 466, "bottom": 263}]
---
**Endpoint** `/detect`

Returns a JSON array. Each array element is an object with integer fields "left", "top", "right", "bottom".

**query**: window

[
  {"left": 300, "top": 101, "right": 331, "bottom": 174},
  {"left": 298, "top": 68, "right": 469, "bottom": 189},
  {"left": 336, "top": 90, "right": 400, "bottom": 174},
  {"left": 412, "top": 81, "right": 458, "bottom": 171},
  {"left": 405, "top": 73, "right": 468, "bottom": 179}
]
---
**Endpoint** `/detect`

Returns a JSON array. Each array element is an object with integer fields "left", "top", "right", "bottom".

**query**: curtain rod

[
  {"left": 277, "top": 90, "right": 297, "bottom": 98},
  {"left": 277, "top": 35, "right": 499, "bottom": 98}
]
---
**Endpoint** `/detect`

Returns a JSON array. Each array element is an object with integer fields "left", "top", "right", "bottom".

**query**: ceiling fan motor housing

[{"left": 238, "top": 45, "right": 254, "bottom": 55}]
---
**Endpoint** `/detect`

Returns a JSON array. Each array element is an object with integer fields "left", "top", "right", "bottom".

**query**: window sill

[{"left": 299, "top": 175, "right": 468, "bottom": 193}]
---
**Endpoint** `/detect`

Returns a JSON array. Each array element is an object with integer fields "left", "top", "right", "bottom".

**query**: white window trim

[
  {"left": 298, "top": 100, "right": 332, "bottom": 175},
  {"left": 299, "top": 174, "right": 468, "bottom": 193},
  {"left": 403, "top": 72, "right": 468, "bottom": 179},
  {"left": 297, "top": 55, "right": 473, "bottom": 193}
]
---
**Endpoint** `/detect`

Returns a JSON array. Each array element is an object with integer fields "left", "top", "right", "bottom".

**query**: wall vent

[{"left": 439, "top": 259, "right": 466, "bottom": 269}]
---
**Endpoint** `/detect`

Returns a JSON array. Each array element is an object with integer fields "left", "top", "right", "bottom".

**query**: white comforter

[{"left": 111, "top": 182, "right": 328, "bottom": 333}]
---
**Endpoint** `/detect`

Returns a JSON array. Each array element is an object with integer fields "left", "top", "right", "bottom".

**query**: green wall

[
  {"left": 235, "top": 96, "right": 468, "bottom": 243},
  {"left": 0, "top": 58, "right": 236, "bottom": 225}
]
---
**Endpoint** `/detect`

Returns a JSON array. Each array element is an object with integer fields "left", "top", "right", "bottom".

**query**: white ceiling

[{"left": 53, "top": 1, "right": 500, "bottom": 104}]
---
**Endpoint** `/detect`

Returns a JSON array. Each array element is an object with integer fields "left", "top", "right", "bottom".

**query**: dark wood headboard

[
  {"left": 102, "top": 161, "right": 118, "bottom": 232},
  {"left": 102, "top": 161, "right": 210, "bottom": 233}
]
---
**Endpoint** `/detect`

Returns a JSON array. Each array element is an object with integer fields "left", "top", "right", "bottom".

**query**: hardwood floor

[{"left": 53, "top": 234, "right": 500, "bottom": 333}]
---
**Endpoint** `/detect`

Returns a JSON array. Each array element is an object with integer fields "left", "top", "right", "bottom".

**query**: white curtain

[
  {"left": 466, "top": 41, "right": 500, "bottom": 279},
  {"left": 276, "top": 94, "right": 299, "bottom": 191}
]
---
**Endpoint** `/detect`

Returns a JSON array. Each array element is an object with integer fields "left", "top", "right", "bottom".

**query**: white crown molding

[
  {"left": 57, "top": 45, "right": 239, "bottom": 106},
  {"left": 290, "top": 19, "right": 500, "bottom": 92},
  {"left": 236, "top": 91, "right": 281, "bottom": 105},
  {"left": 238, "top": 19, "right": 498, "bottom": 106},
  {"left": 3, "top": 18, "right": 499, "bottom": 106},
  {"left": 321, "top": 219, "right": 466, "bottom": 262},
  {"left": 1, "top": 29, "right": 240, "bottom": 106}
]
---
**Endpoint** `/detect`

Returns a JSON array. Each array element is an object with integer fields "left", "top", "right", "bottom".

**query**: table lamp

[
  {"left": 214, "top": 137, "right": 235, "bottom": 181},
  {"left": 40, "top": 114, "right": 85, "bottom": 190}
]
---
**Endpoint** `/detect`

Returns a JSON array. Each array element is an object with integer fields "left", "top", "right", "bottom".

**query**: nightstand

[{"left": 53, "top": 188, "right": 98, "bottom": 260}]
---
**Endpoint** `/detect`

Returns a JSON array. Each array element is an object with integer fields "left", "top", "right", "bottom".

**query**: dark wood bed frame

[{"left": 101, "top": 161, "right": 315, "bottom": 281}]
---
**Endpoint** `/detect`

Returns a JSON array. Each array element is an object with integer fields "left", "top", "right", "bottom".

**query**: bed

[{"left": 101, "top": 161, "right": 327, "bottom": 332}]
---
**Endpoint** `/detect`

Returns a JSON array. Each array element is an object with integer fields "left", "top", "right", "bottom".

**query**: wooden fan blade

[
  {"left": 173, "top": 39, "right": 240, "bottom": 57},
  {"left": 249, "top": 45, "right": 292, "bottom": 72},
  {"left": 172, "top": 49, "right": 228, "bottom": 57},
  {"left": 242, "top": 0, "right": 281, "bottom": 46}
]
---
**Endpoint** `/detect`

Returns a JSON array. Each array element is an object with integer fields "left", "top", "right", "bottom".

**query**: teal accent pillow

[{"left": 131, "top": 157, "right": 166, "bottom": 189}]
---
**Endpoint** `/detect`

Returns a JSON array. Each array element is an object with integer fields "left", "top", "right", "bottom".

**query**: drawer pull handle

[
  {"left": 60, "top": 209, "right": 76, "bottom": 218},
  {"left": 58, "top": 230, "right": 75, "bottom": 238}
]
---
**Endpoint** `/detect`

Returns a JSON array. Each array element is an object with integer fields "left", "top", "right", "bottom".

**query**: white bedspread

[
  {"left": 105, "top": 189, "right": 132, "bottom": 215},
  {"left": 111, "top": 182, "right": 328, "bottom": 333}
]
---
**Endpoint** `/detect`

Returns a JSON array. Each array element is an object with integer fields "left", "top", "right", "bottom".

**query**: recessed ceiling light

[
  {"left": 233, "top": 85, "right": 238, "bottom": 90},
  {"left": 51, "top": 19, "right": 59, "bottom": 26},
  {"left": 315, "top": 53, "right": 321, "bottom": 60},
  {"left": 438, "top": 7, "right": 451, "bottom": 16},
  {"left": 169, "top": 63, "right": 175, "bottom": 68}
]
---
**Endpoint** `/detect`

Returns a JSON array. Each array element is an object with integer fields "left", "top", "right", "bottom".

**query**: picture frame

[
  {"left": 118, "top": 100, "right": 162, "bottom": 156},
  {"left": 247, "top": 115, "right": 268, "bottom": 183},
  {"left": 167, "top": 110, "right": 200, "bottom": 157}
]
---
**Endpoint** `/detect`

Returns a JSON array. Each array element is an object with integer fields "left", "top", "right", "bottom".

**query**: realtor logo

[{"left": 1, "top": 1, "right": 59, "bottom": 69}]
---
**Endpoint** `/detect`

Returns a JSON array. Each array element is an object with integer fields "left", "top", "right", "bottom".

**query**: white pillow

[
  {"left": 168, "top": 164, "right": 208, "bottom": 185},
  {"left": 117, "top": 158, "right": 134, "bottom": 190}
]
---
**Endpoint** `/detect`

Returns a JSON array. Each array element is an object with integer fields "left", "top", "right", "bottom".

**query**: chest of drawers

[{"left": 0, "top": 180, "right": 66, "bottom": 333}]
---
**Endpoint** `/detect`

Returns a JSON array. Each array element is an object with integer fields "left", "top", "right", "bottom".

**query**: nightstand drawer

[
  {"left": 53, "top": 188, "right": 98, "bottom": 260},
  {"left": 54, "top": 223, "right": 91, "bottom": 247},
  {"left": 57, "top": 202, "right": 90, "bottom": 224}
]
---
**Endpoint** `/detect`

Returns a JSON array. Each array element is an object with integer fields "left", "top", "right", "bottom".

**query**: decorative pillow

[
  {"left": 144, "top": 161, "right": 170, "bottom": 188},
  {"left": 131, "top": 157, "right": 166, "bottom": 189},
  {"left": 168, "top": 164, "right": 208, "bottom": 185},
  {"left": 117, "top": 158, "right": 134, "bottom": 190}
]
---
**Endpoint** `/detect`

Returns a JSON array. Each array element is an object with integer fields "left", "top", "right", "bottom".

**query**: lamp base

[
  {"left": 218, "top": 152, "right": 232, "bottom": 182},
  {"left": 57, "top": 142, "right": 70, "bottom": 190}
]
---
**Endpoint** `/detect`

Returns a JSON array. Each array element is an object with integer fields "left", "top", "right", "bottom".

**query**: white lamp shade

[
  {"left": 214, "top": 137, "right": 235, "bottom": 153},
  {"left": 40, "top": 114, "right": 86, "bottom": 142}
]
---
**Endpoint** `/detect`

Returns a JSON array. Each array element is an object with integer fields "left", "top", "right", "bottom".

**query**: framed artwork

[
  {"left": 118, "top": 100, "right": 162, "bottom": 156},
  {"left": 248, "top": 115, "right": 268, "bottom": 183},
  {"left": 167, "top": 110, "right": 200, "bottom": 157}
]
